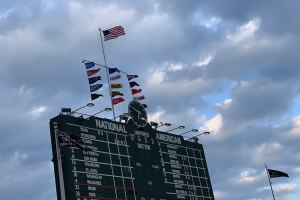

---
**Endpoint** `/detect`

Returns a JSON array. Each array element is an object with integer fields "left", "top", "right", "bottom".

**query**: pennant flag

[
  {"left": 110, "top": 74, "right": 122, "bottom": 81},
  {"left": 112, "top": 91, "right": 124, "bottom": 97},
  {"left": 111, "top": 83, "right": 123, "bottom": 89},
  {"left": 103, "top": 26, "right": 125, "bottom": 41},
  {"left": 133, "top": 95, "right": 145, "bottom": 101},
  {"left": 268, "top": 169, "right": 289, "bottom": 178},
  {"left": 90, "top": 84, "right": 103, "bottom": 92},
  {"left": 88, "top": 76, "right": 101, "bottom": 84},
  {"left": 59, "top": 131, "right": 92, "bottom": 151},
  {"left": 109, "top": 68, "right": 120, "bottom": 74},
  {"left": 142, "top": 104, "right": 147, "bottom": 108},
  {"left": 91, "top": 94, "right": 103, "bottom": 101},
  {"left": 131, "top": 88, "right": 142, "bottom": 95},
  {"left": 87, "top": 68, "right": 100, "bottom": 77},
  {"left": 129, "top": 81, "right": 140, "bottom": 88},
  {"left": 85, "top": 62, "right": 95, "bottom": 69},
  {"left": 127, "top": 74, "right": 138, "bottom": 81},
  {"left": 112, "top": 97, "right": 125, "bottom": 105}
]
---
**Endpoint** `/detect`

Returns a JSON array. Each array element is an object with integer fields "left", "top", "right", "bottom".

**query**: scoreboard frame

[{"left": 50, "top": 113, "right": 215, "bottom": 200}]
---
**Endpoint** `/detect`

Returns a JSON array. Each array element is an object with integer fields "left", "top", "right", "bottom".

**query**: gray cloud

[{"left": 0, "top": 1, "right": 300, "bottom": 200}]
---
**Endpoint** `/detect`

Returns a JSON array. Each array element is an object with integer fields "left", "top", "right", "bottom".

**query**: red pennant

[
  {"left": 112, "top": 97, "right": 125, "bottom": 105},
  {"left": 131, "top": 89, "right": 142, "bottom": 95}
]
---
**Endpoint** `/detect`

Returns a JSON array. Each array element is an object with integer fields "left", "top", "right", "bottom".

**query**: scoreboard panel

[{"left": 50, "top": 114, "right": 214, "bottom": 200}]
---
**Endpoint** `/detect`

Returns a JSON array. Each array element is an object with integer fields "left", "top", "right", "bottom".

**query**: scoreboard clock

[{"left": 128, "top": 100, "right": 148, "bottom": 127}]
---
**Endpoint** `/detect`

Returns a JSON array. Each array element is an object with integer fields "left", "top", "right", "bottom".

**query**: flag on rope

[
  {"left": 111, "top": 83, "right": 123, "bottom": 89},
  {"left": 103, "top": 26, "right": 125, "bottom": 41},
  {"left": 109, "top": 68, "right": 120, "bottom": 74},
  {"left": 133, "top": 95, "right": 145, "bottom": 101},
  {"left": 88, "top": 76, "right": 101, "bottom": 84},
  {"left": 131, "top": 88, "right": 142, "bottom": 95},
  {"left": 110, "top": 74, "right": 122, "bottom": 81},
  {"left": 90, "top": 84, "right": 103, "bottom": 92},
  {"left": 58, "top": 131, "right": 92, "bottom": 151},
  {"left": 112, "top": 91, "right": 124, "bottom": 97},
  {"left": 87, "top": 68, "right": 100, "bottom": 77},
  {"left": 268, "top": 169, "right": 289, "bottom": 178},
  {"left": 112, "top": 97, "right": 125, "bottom": 105},
  {"left": 127, "top": 75, "right": 138, "bottom": 81},
  {"left": 91, "top": 94, "right": 103, "bottom": 101},
  {"left": 129, "top": 81, "right": 140, "bottom": 88},
  {"left": 85, "top": 62, "right": 95, "bottom": 69}
]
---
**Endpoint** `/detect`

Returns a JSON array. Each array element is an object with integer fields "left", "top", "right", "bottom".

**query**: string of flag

[
  {"left": 108, "top": 67, "right": 126, "bottom": 105},
  {"left": 127, "top": 74, "right": 146, "bottom": 102},
  {"left": 84, "top": 61, "right": 103, "bottom": 101}
]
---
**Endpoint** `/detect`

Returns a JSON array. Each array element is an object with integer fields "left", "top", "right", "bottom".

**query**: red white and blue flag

[{"left": 103, "top": 26, "right": 125, "bottom": 41}]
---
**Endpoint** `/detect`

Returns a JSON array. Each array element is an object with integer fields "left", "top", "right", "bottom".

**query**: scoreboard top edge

[{"left": 49, "top": 114, "right": 204, "bottom": 149}]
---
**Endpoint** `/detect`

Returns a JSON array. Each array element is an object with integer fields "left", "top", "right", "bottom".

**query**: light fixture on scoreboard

[
  {"left": 119, "top": 113, "right": 130, "bottom": 123},
  {"left": 166, "top": 125, "right": 185, "bottom": 133},
  {"left": 70, "top": 102, "right": 94, "bottom": 116},
  {"left": 60, "top": 108, "right": 72, "bottom": 115},
  {"left": 112, "top": 113, "right": 130, "bottom": 123},
  {"left": 156, "top": 122, "right": 172, "bottom": 129},
  {"left": 86, "top": 107, "right": 112, "bottom": 120},
  {"left": 179, "top": 128, "right": 198, "bottom": 136},
  {"left": 186, "top": 131, "right": 211, "bottom": 142},
  {"left": 150, "top": 121, "right": 158, "bottom": 129}
]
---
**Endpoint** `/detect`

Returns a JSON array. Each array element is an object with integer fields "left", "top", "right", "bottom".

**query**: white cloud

[
  {"left": 201, "top": 114, "right": 223, "bottom": 136},
  {"left": 213, "top": 190, "right": 228, "bottom": 199},
  {"left": 253, "top": 142, "right": 282, "bottom": 163},
  {"left": 227, "top": 18, "right": 261, "bottom": 43},
  {"left": 233, "top": 168, "right": 263, "bottom": 185},
  {"left": 193, "top": 54, "right": 214, "bottom": 68},
  {"left": 216, "top": 98, "right": 232, "bottom": 109},
  {"left": 148, "top": 110, "right": 165, "bottom": 122},
  {"left": 29, "top": 106, "right": 47, "bottom": 118},
  {"left": 147, "top": 68, "right": 165, "bottom": 85},
  {"left": 274, "top": 183, "right": 299, "bottom": 193}
]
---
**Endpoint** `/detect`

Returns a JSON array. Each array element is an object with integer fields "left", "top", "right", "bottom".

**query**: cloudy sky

[{"left": 1, "top": 0, "right": 300, "bottom": 199}]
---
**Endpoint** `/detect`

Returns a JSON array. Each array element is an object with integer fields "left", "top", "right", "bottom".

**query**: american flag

[{"left": 102, "top": 26, "right": 125, "bottom": 41}]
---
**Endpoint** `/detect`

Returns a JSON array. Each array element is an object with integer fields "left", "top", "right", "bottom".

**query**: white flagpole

[
  {"left": 99, "top": 28, "right": 116, "bottom": 120},
  {"left": 265, "top": 164, "right": 276, "bottom": 200}
]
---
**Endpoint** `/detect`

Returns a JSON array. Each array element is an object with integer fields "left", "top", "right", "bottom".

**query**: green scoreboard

[{"left": 50, "top": 103, "right": 214, "bottom": 200}]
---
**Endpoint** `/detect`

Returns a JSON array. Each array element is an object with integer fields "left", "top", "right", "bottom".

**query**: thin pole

[
  {"left": 265, "top": 164, "right": 276, "bottom": 200},
  {"left": 99, "top": 28, "right": 116, "bottom": 120},
  {"left": 53, "top": 123, "right": 66, "bottom": 200}
]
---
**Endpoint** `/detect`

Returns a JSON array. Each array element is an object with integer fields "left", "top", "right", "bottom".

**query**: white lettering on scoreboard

[
  {"left": 95, "top": 119, "right": 127, "bottom": 133},
  {"left": 156, "top": 133, "right": 181, "bottom": 144}
]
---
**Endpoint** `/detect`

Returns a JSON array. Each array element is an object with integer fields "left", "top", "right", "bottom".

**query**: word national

[{"left": 95, "top": 119, "right": 127, "bottom": 133}]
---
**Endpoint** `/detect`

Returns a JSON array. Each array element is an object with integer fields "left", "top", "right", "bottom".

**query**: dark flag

[
  {"left": 133, "top": 95, "right": 145, "bottom": 101},
  {"left": 85, "top": 62, "right": 95, "bottom": 69},
  {"left": 91, "top": 94, "right": 103, "bottom": 101},
  {"left": 108, "top": 67, "right": 120, "bottom": 74},
  {"left": 131, "top": 88, "right": 142, "bottom": 95},
  {"left": 103, "top": 26, "right": 125, "bottom": 41},
  {"left": 111, "top": 83, "right": 123, "bottom": 89},
  {"left": 127, "top": 74, "right": 138, "bottom": 81},
  {"left": 129, "top": 81, "right": 140, "bottom": 88},
  {"left": 110, "top": 74, "right": 122, "bottom": 81},
  {"left": 112, "top": 91, "right": 124, "bottom": 97},
  {"left": 112, "top": 97, "right": 125, "bottom": 105},
  {"left": 88, "top": 76, "right": 101, "bottom": 84},
  {"left": 58, "top": 131, "right": 92, "bottom": 151},
  {"left": 268, "top": 169, "right": 289, "bottom": 178},
  {"left": 90, "top": 84, "right": 103, "bottom": 92},
  {"left": 87, "top": 68, "right": 100, "bottom": 77}
]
